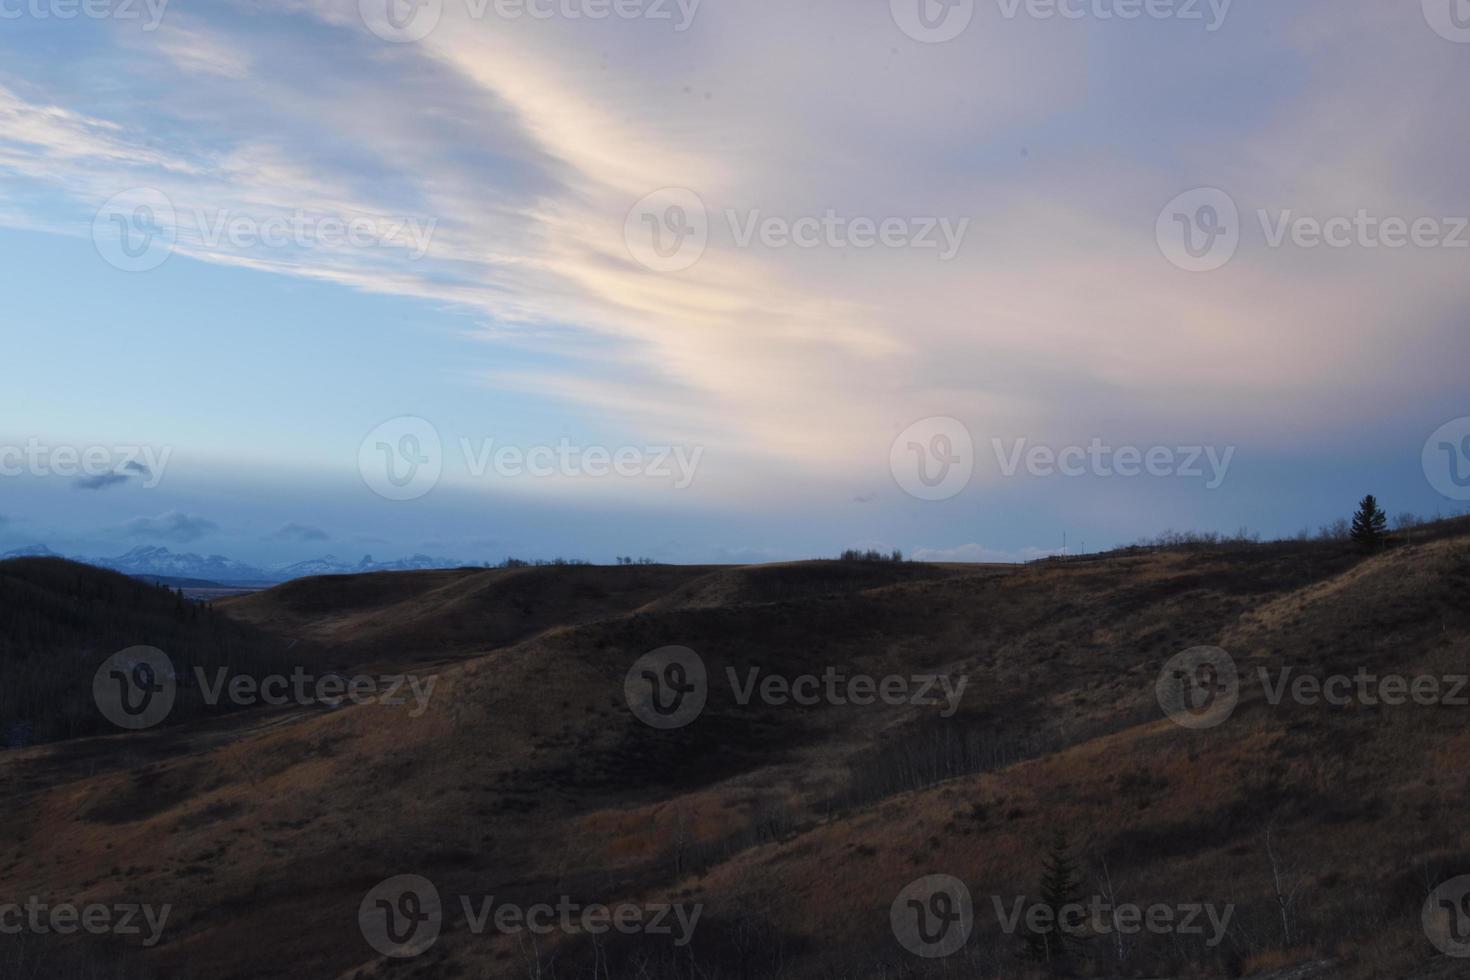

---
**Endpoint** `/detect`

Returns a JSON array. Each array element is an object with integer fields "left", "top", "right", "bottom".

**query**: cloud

[
  {"left": 271, "top": 522, "right": 330, "bottom": 542},
  {"left": 123, "top": 512, "right": 220, "bottom": 544},
  {"left": 73, "top": 473, "right": 131, "bottom": 491},
  {"left": 0, "top": 1, "right": 1467, "bottom": 515},
  {"left": 143, "top": 18, "right": 253, "bottom": 79}
]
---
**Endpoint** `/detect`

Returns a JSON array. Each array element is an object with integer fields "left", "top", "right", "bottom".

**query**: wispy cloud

[
  {"left": 73, "top": 473, "right": 131, "bottom": 491},
  {"left": 271, "top": 522, "right": 329, "bottom": 542},
  {"left": 123, "top": 511, "right": 220, "bottom": 543},
  {"left": 0, "top": 0, "right": 1465, "bottom": 516}
]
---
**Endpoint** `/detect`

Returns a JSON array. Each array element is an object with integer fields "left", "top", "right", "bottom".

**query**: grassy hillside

[
  {"left": 2, "top": 526, "right": 1468, "bottom": 978},
  {"left": 0, "top": 558, "right": 295, "bottom": 745}
]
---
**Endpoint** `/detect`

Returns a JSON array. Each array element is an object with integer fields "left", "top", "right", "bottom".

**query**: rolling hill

[{"left": 2, "top": 523, "right": 1468, "bottom": 978}]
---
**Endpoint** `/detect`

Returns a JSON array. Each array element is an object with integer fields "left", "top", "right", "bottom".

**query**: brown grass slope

[{"left": 2, "top": 529, "right": 1468, "bottom": 979}]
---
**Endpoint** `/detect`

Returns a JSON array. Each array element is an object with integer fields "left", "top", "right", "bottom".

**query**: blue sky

[{"left": 1, "top": 0, "right": 1468, "bottom": 565}]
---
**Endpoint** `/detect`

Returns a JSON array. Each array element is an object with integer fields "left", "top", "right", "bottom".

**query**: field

[{"left": 3, "top": 521, "right": 1469, "bottom": 978}]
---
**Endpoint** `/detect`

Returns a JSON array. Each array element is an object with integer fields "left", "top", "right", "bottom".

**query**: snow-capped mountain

[
  {"left": 356, "top": 554, "right": 469, "bottom": 573},
  {"left": 89, "top": 546, "right": 272, "bottom": 583},
  {"left": 1, "top": 545, "right": 473, "bottom": 584},
  {"left": 271, "top": 553, "right": 470, "bottom": 578},
  {"left": 0, "top": 544, "right": 61, "bottom": 559}
]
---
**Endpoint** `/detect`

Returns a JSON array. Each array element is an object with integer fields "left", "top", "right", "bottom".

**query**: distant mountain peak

[
  {"left": 0, "top": 544, "right": 60, "bottom": 559},
  {"left": 2, "top": 543, "right": 470, "bottom": 584}
]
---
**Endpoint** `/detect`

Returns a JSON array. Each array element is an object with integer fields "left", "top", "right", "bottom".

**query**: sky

[{"left": 1, "top": 0, "right": 1468, "bottom": 566}]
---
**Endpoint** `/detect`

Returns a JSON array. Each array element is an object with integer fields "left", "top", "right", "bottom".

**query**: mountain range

[{"left": 0, "top": 544, "right": 474, "bottom": 585}]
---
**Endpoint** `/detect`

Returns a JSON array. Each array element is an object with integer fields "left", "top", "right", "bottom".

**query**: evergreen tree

[
  {"left": 1026, "top": 830, "right": 1087, "bottom": 965},
  {"left": 1350, "top": 494, "right": 1388, "bottom": 549}
]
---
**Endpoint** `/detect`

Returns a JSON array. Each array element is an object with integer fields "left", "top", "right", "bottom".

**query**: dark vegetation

[{"left": 0, "top": 558, "right": 297, "bottom": 745}]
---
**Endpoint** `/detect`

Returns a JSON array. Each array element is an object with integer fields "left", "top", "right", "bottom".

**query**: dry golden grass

[{"left": 4, "top": 529, "right": 1468, "bottom": 977}]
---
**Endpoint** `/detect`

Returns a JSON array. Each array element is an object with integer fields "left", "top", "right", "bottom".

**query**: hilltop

[{"left": 1, "top": 520, "right": 1468, "bottom": 978}]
